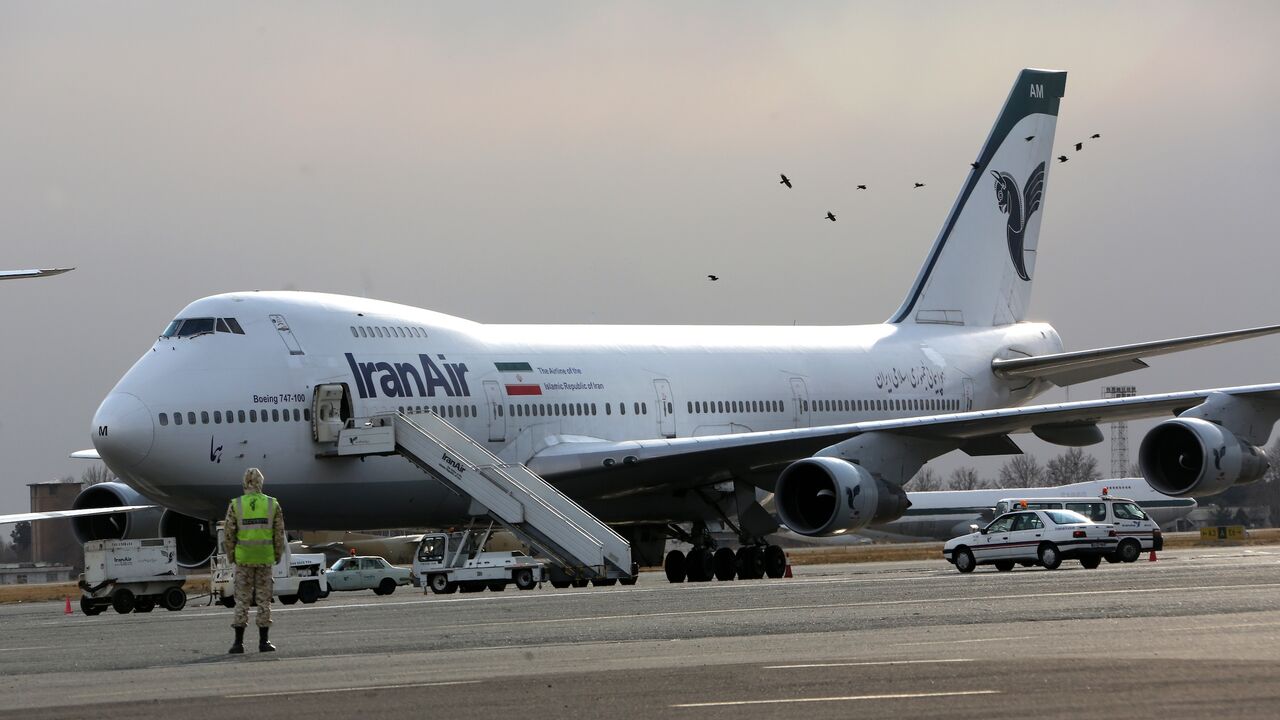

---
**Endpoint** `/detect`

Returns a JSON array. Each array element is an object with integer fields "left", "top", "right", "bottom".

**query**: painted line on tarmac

[
  {"left": 672, "top": 689, "right": 1001, "bottom": 708},
  {"left": 0, "top": 645, "right": 55, "bottom": 652},
  {"left": 427, "top": 582, "right": 1280, "bottom": 631},
  {"left": 764, "top": 658, "right": 974, "bottom": 669},
  {"left": 226, "top": 679, "right": 480, "bottom": 698},
  {"left": 894, "top": 636, "right": 1036, "bottom": 647}
]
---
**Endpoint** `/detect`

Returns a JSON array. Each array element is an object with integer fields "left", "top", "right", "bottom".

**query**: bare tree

[
  {"left": 909, "top": 467, "right": 943, "bottom": 491},
  {"left": 81, "top": 464, "right": 116, "bottom": 486},
  {"left": 998, "top": 454, "right": 1046, "bottom": 488},
  {"left": 1045, "top": 447, "right": 1101, "bottom": 486},
  {"left": 947, "top": 466, "right": 986, "bottom": 491}
]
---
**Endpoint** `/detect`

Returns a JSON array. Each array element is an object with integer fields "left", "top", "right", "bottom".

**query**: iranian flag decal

[{"left": 495, "top": 362, "right": 542, "bottom": 396}]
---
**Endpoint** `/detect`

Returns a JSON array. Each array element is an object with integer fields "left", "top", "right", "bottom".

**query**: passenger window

[
  {"left": 174, "top": 412, "right": 183, "bottom": 426},
  {"left": 1066, "top": 503, "right": 1107, "bottom": 522},
  {"left": 642, "top": 402, "right": 647, "bottom": 415},
  {"left": 350, "top": 326, "right": 358, "bottom": 337},
  {"left": 591, "top": 403, "right": 597, "bottom": 416},
  {"left": 303, "top": 408, "right": 310, "bottom": 421},
  {"left": 226, "top": 410, "right": 235, "bottom": 424},
  {"left": 214, "top": 411, "right": 222, "bottom": 424},
  {"left": 294, "top": 409, "right": 301, "bottom": 421},
  {"left": 270, "top": 409, "right": 278, "bottom": 422},
  {"left": 250, "top": 410, "right": 258, "bottom": 423},
  {"left": 159, "top": 413, "right": 169, "bottom": 426},
  {"left": 188, "top": 412, "right": 197, "bottom": 425},
  {"left": 238, "top": 410, "right": 246, "bottom": 423}
]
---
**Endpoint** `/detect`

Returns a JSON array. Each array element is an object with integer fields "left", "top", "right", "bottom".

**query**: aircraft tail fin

[{"left": 889, "top": 69, "right": 1067, "bottom": 326}]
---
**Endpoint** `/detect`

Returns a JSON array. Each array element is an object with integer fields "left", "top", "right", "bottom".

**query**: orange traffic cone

[
  {"left": 1148, "top": 550, "right": 1158, "bottom": 562},
  {"left": 783, "top": 563, "right": 793, "bottom": 578},
  {"left": 64, "top": 596, "right": 73, "bottom": 615}
]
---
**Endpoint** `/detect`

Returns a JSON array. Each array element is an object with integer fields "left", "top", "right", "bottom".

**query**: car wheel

[
  {"left": 514, "top": 568, "right": 537, "bottom": 591},
  {"left": 1080, "top": 555, "right": 1102, "bottom": 569},
  {"left": 298, "top": 581, "right": 321, "bottom": 604},
  {"left": 994, "top": 560, "right": 1015, "bottom": 572},
  {"left": 1104, "top": 553, "right": 1121, "bottom": 564},
  {"left": 161, "top": 586, "right": 186, "bottom": 611},
  {"left": 80, "top": 597, "right": 104, "bottom": 616},
  {"left": 428, "top": 574, "right": 453, "bottom": 594},
  {"left": 487, "top": 581, "right": 507, "bottom": 592},
  {"left": 280, "top": 594, "right": 299, "bottom": 605},
  {"left": 133, "top": 598, "right": 154, "bottom": 613},
  {"left": 1117, "top": 539, "right": 1142, "bottom": 563},
  {"left": 378, "top": 578, "right": 397, "bottom": 596},
  {"left": 111, "top": 589, "right": 135, "bottom": 615},
  {"left": 1038, "top": 543, "right": 1062, "bottom": 570},
  {"left": 953, "top": 547, "right": 976, "bottom": 574},
  {"left": 220, "top": 596, "right": 236, "bottom": 609},
  {"left": 549, "top": 580, "right": 571, "bottom": 589}
]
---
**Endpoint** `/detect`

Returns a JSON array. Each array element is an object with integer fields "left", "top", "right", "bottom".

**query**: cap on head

[{"left": 243, "top": 467, "right": 265, "bottom": 493}]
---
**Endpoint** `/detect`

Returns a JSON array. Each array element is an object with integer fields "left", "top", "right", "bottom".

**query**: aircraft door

[
  {"left": 313, "top": 384, "right": 350, "bottom": 443},
  {"left": 790, "top": 378, "right": 811, "bottom": 428},
  {"left": 653, "top": 379, "right": 675, "bottom": 438},
  {"left": 963, "top": 378, "right": 974, "bottom": 411},
  {"left": 269, "top": 314, "right": 305, "bottom": 355},
  {"left": 483, "top": 380, "right": 506, "bottom": 442}
]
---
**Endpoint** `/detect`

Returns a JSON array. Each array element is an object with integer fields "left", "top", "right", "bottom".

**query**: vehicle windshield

[
  {"left": 330, "top": 558, "right": 354, "bottom": 571},
  {"left": 1112, "top": 502, "right": 1149, "bottom": 520},
  {"left": 1044, "top": 509, "right": 1092, "bottom": 525},
  {"left": 985, "top": 515, "right": 1016, "bottom": 533}
]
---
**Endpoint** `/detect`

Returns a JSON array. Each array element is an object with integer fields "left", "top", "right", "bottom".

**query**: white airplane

[
  {"left": 0, "top": 267, "right": 73, "bottom": 281},
  {"left": 831, "top": 478, "right": 1197, "bottom": 544},
  {"left": 11, "top": 68, "right": 1280, "bottom": 584}
]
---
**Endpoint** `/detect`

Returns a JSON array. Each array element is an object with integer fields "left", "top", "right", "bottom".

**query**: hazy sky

[{"left": 3, "top": 2, "right": 1280, "bottom": 514}]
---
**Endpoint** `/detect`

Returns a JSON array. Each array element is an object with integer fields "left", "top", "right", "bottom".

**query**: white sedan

[
  {"left": 943, "top": 509, "right": 1118, "bottom": 573},
  {"left": 325, "top": 555, "right": 414, "bottom": 595}
]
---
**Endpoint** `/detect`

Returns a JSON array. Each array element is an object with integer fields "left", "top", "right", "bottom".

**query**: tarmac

[{"left": 3, "top": 544, "right": 1280, "bottom": 719}]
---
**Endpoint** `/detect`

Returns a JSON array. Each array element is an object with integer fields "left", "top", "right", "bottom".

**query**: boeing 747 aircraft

[{"left": 13, "top": 69, "right": 1280, "bottom": 583}]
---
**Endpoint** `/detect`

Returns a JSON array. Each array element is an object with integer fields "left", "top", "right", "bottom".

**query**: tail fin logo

[{"left": 991, "top": 161, "right": 1046, "bottom": 281}]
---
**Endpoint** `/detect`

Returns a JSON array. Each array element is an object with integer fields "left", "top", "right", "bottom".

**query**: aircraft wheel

[
  {"left": 664, "top": 550, "right": 687, "bottom": 583},
  {"left": 763, "top": 545, "right": 787, "bottom": 578},
  {"left": 111, "top": 589, "right": 135, "bottom": 615},
  {"left": 161, "top": 586, "right": 186, "bottom": 611},
  {"left": 736, "top": 546, "right": 763, "bottom": 580},
  {"left": 1038, "top": 543, "right": 1062, "bottom": 570},
  {"left": 712, "top": 547, "right": 737, "bottom": 581},
  {"left": 686, "top": 548, "right": 713, "bottom": 582}
]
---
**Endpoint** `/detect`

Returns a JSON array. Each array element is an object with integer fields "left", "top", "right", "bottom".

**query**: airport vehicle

[
  {"left": 27, "top": 68, "right": 1280, "bottom": 587},
  {"left": 993, "top": 492, "right": 1163, "bottom": 563},
  {"left": 943, "top": 509, "right": 1118, "bottom": 573},
  {"left": 414, "top": 530, "right": 545, "bottom": 594},
  {"left": 211, "top": 523, "right": 328, "bottom": 606},
  {"left": 78, "top": 538, "right": 187, "bottom": 616},
  {"left": 325, "top": 555, "right": 412, "bottom": 595}
]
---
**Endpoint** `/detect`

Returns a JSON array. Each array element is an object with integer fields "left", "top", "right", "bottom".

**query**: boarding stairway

[{"left": 329, "top": 411, "right": 632, "bottom": 581}]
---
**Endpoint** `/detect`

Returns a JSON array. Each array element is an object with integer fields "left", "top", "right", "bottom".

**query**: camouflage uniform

[{"left": 224, "top": 470, "right": 286, "bottom": 629}]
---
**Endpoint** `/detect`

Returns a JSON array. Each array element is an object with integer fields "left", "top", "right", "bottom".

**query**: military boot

[
  {"left": 228, "top": 627, "right": 245, "bottom": 654},
  {"left": 258, "top": 627, "right": 276, "bottom": 652}
]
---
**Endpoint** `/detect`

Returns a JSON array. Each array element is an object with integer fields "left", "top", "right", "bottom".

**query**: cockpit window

[{"left": 161, "top": 317, "right": 245, "bottom": 338}]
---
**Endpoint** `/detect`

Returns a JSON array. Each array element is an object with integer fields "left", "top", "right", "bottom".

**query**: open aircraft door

[
  {"left": 312, "top": 384, "right": 352, "bottom": 443},
  {"left": 483, "top": 380, "right": 506, "bottom": 442}
]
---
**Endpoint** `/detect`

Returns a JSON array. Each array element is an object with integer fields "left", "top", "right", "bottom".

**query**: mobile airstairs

[{"left": 321, "top": 411, "right": 633, "bottom": 582}]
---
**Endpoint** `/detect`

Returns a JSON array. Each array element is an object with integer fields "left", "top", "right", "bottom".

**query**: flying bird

[
  {"left": 913, "top": 182, "right": 925, "bottom": 188},
  {"left": 1074, "top": 142, "right": 1083, "bottom": 151},
  {"left": 1090, "top": 133, "right": 1101, "bottom": 139},
  {"left": 1057, "top": 155, "right": 1068, "bottom": 163},
  {"left": 825, "top": 212, "right": 837, "bottom": 222},
  {"left": 1024, "top": 135, "right": 1035, "bottom": 142},
  {"left": 856, "top": 184, "right": 867, "bottom": 190},
  {"left": 707, "top": 274, "right": 719, "bottom": 281},
  {"left": 779, "top": 174, "right": 792, "bottom": 188}
]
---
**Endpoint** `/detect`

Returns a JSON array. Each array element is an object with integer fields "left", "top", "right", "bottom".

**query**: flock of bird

[{"left": 707, "top": 134, "right": 1101, "bottom": 280}]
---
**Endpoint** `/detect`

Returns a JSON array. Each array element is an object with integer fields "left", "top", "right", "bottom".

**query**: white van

[{"left": 993, "top": 493, "right": 1162, "bottom": 563}]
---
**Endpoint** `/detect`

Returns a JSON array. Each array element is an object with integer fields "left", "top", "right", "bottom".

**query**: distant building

[
  {"left": 0, "top": 562, "right": 76, "bottom": 585},
  {"left": 28, "top": 479, "right": 84, "bottom": 571}
]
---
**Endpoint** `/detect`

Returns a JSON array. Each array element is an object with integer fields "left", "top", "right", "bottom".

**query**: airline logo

[
  {"left": 496, "top": 362, "right": 542, "bottom": 396},
  {"left": 991, "top": 161, "right": 1045, "bottom": 282},
  {"left": 345, "top": 353, "right": 471, "bottom": 400}
]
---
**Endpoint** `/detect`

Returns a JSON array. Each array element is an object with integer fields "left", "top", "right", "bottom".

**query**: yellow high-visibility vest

[{"left": 234, "top": 493, "right": 277, "bottom": 565}]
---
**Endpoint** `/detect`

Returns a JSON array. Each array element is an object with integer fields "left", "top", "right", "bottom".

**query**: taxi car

[
  {"left": 943, "top": 509, "right": 1118, "bottom": 573},
  {"left": 324, "top": 555, "right": 413, "bottom": 595}
]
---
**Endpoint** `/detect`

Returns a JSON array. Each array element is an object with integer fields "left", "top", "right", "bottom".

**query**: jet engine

[
  {"left": 1138, "top": 417, "right": 1269, "bottom": 497},
  {"left": 71, "top": 482, "right": 215, "bottom": 568},
  {"left": 774, "top": 457, "right": 911, "bottom": 536}
]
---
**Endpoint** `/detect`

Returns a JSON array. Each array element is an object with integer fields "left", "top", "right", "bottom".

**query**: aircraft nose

[{"left": 91, "top": 392, "right": 155, "bottom": 469}]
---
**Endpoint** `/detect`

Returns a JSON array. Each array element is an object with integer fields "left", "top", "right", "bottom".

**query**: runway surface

[{"left": 4, "top": 544, "right": 1280, "bottom": 719}]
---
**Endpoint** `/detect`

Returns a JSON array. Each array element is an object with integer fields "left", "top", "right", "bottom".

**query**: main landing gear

[{"left": 663, "top": 544, "right": 787, "bottom": 583}]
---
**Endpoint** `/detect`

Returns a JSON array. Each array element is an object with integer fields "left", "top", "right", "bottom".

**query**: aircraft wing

[
  {"left": 532, "top": 382, "right": 1280, "bottom": 500},
  {"left": 0, "top": 505, "right": 154, "bottom": 526},
  {"left": 991, "top": 324, "right": 1280, "bottom": 387},
  {"left": 0, "top": 268, "right": 74, "bottom": 281}
]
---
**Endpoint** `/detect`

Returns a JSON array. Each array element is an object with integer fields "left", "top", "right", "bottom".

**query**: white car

[
  {"left": 943, "top": 509, "right": 1118, "bottom": 573},
  {"left": 325, "top": 555, "right": 413, "bottom": 595},
  {"left": 993, "top": 495, "right": 1163, "bottom": 563}
]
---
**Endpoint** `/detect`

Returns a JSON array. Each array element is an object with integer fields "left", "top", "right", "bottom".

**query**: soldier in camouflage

[{"left": 223, "top": 467, "right": 286, "bottom": 653}]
